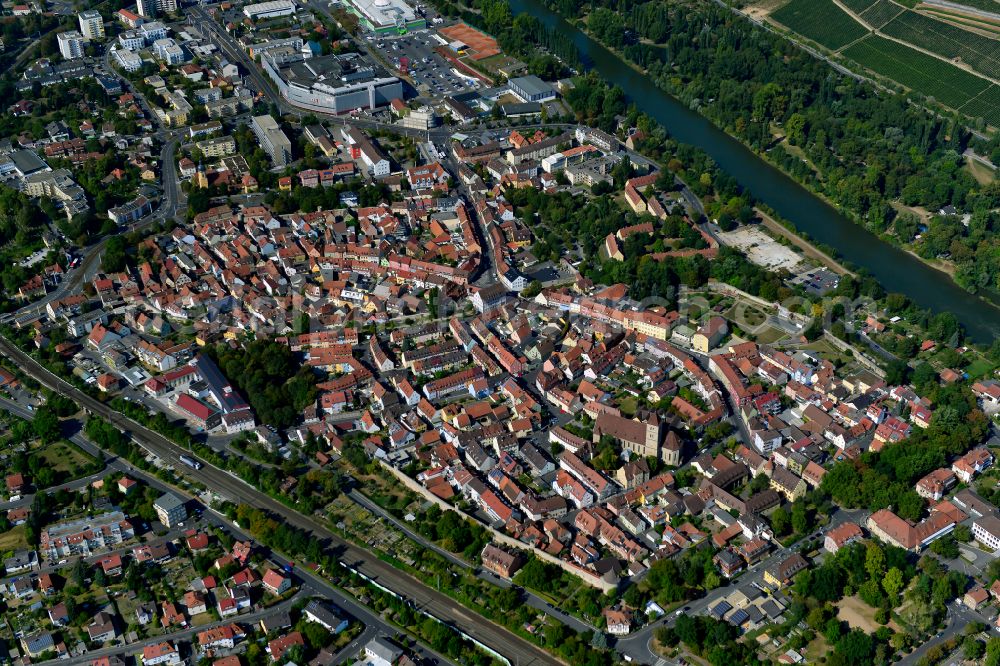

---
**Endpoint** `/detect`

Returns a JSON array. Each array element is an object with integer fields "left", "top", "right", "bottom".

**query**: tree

[
  {"left": 521, "top": 280, "right": 543, "bottom": 298},
  {"left": 32, "top": 406, "right": 61, "bottom": 444},
  {"left": 834, "top": 629, "right": 874, "bottom": 665},
  {"left": 101, "top": 235, "right": 128, "bottom": 272},
  {"left": 824, "top": 617, "right": 844, "bottom": 643},
  {"left": 930, "top": 535, "right": 960, "bottom": 559},
  {"left": 865, "top": 542, "right": 886, "bottom": 580},
  {"left": 791, "top": 501, "right": 809, "bottom": 534},
  {"left": 771, "top": 506, "right": 790, "bottom": 535},
  {"left": 965, "top": 637, "right": 986, "bottom": 660},
  {"left": 882, "top": 567, "right": 903, "bottom": 599}
]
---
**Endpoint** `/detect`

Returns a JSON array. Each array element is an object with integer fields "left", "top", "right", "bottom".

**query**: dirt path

[{"left": 754, "top": 208, "right": 857, "bottom": 276}]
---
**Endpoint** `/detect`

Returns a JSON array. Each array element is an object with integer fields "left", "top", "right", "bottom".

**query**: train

[{"left": 179, "top": 455, "right": 203, "bottom": 470}]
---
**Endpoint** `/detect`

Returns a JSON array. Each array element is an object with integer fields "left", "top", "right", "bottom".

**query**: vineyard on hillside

[
  {"left": 881, "top": 10, "right": 1000, "bottom": 79},
  {"left": 959, "top": 85, "right": 1000, "bottom": 127},
  {"left": 764, "top": 0, "right": 1000, "bottom": 125},
  {"left": 857, "top": 0, "right": 905, "bottom": 28},
  {"left": 770, "top": 0, "right": 869, "bottom": 48},
  {"left": 842, "top": 34, "right": 991, "bottom": 109}
]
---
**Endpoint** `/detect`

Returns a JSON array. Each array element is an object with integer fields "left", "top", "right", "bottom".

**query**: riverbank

[
  {"left": 566, "top": 7, "right": 977, "bottom": 290},
  {"left": 754, "top": 208, "right": 855, "bottom": 277},
  {"left": 506, "top": 0, "right": 1000, "bottom": 341}
]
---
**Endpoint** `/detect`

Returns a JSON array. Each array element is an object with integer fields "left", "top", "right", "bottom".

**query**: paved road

[
  {"left": 897, "top": 602, "right": 987, "bottom": 666},
  {"left": 0, "top": 337, "right": 561, "bottom": 666}
]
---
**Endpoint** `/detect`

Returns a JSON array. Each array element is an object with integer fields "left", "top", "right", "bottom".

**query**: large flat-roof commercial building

[
  {"left": 508, "top": 75, "right": 557, "bottom": 103},
  {"left": 344, "top": 0, "right": 426, "bottom": 34},
  {"left": 250, "top": 114, "right": 292, "bottom": 167},
  {"left": 243, "top": 0, "right": 296, "bottom": 21},
  {"left": 262, "top": 52, "right": 403, "bottom": 115},
  {"left": 189, "top": 354, "right": 250, "bottom": 414}
]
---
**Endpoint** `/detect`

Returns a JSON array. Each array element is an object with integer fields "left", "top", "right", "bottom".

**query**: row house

[
  {"left": 559, "top": 451, "right": 616, "bottom": 501},
  {"left": 40, "top": 512, "right": 135, "bottom": 560}
]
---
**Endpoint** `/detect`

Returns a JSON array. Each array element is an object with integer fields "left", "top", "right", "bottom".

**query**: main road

[{"left": 0, "top": 336, "right": 561, "bottom": 666}]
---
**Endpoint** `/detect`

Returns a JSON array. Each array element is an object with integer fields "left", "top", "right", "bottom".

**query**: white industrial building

[
  {"left": 508, "top": 75, "right": 557, "bottom": 103},
  {"left": 344, "top": 0, "right": 426, "bottom": 34},
  {"left": 243, "top": 0, "right": 296, "bottom": 21}
]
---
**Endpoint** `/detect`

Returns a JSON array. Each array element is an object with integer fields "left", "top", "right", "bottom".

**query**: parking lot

[{"left": 370, "top": 31, "right": 481, "bottom": 97}]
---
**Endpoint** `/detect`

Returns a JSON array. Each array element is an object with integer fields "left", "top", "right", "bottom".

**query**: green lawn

[
  {"left": 965, "top": 358, "right": 996, "bottom": 379},
  {"left": 0, "top": 525, "right": 30, "bottom": 554},
  {"left": 36, "top": 441, "right": 95, "bottom": 474},
  {"left": 618, "top": 396, "right": 639, "bottom": 417}
]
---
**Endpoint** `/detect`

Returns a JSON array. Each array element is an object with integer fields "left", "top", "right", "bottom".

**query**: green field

[
  {"left": 965, "top": 358, "right": 997, "bottom": 379},
  {"left": 858, "top": 0, "right": 906, "bottom": 27},
  {"left": 771, "top": 0, "right": 869, "bottom": 49},
  {"left": 36, "top": 440, "right": 95, "bottom": 474},
  {"left": 842, "top": 34, "right": 991, "bottom": 108},
  {"left": 0, "top": 525, "right": 29, "bottom": 553},
  {"left": 881, "top": 10, "right": 1000, "bottom": 79},
  {"left": 959, "top": 84, "right": 1000, "bottom": 127}
]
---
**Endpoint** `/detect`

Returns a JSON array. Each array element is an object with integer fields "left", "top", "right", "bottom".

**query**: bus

[{"left": 179, "top": 455, "right": 203, "bottom": 470}]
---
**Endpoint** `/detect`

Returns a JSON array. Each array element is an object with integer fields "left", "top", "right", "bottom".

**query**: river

[{"left": 508, "top": 0, "right": 1000, "bottom": 343}]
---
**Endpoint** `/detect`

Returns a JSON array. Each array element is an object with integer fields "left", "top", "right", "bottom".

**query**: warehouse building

[
  {"left": 243, "top": 0, "right": 296, "bottom": 21},
  {"left": 508, "top": 75, "right": 557, "bottom": 103}
]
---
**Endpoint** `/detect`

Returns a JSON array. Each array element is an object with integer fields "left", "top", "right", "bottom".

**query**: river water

[{"left": 508, "top": 0, "right": 1000, "bottom": 342}]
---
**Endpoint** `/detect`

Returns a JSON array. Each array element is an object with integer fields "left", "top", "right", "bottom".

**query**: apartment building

[
  {"left": 57, "top": 31, "right": 85, "bottom": 60},
  {"left": 78, "top": 10, "right": 105, "bottom": 40},
  {"left": 251, "top": 114, "right": 292, "bottom": 167}
]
